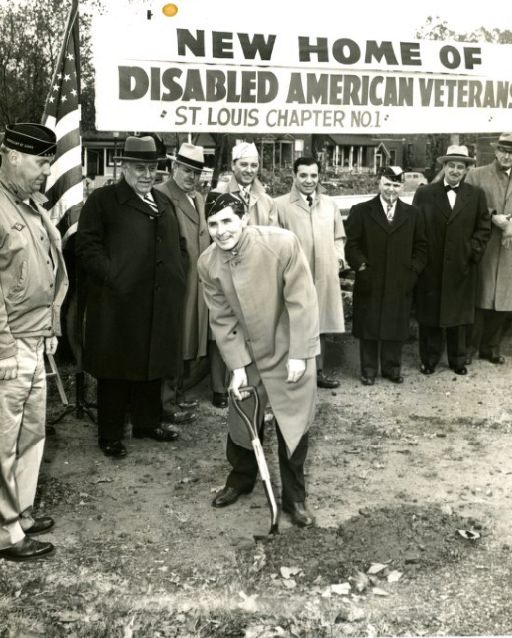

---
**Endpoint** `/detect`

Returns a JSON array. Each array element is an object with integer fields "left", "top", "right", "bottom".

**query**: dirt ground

[{"left": 2, "top": 329, "right": 512, "bottom": 637}]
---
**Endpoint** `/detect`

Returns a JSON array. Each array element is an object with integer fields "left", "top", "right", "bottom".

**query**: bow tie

[{"left": 445, "top": 184, "right": 459, "bottom": 193}]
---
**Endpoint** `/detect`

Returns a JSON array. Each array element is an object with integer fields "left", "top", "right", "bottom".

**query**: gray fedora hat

[
  {"left": 491, "top": 133, "right": 512, "bottom": 151},
  {"left": 114, "top": 135, "right": 166, "bottom": 162},
  {"left": 437, "top": 145, "right": 476, "bottom": 165}
]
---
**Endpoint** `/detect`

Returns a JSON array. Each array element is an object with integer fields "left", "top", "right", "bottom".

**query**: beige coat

[
  {"left": 155, "top": 177, "right": 209, "bottom": 359},
  {"left": 0, "top": 186, "right": 68, "bottom": 359},
  {"left": 226, "top": 175, "right": 277, "bottom": 226},
  {"left": 465, "top": 161, "right": 512, "bottom": 310},
  {"left": 198, "top": 226, "right": 319, "bottom": 456},
  {"left": 275, "top": 186, "right": 345, "bottom": 333}
]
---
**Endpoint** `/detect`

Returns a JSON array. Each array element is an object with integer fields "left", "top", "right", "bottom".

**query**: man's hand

[
  {"left": 229, "top": 367, "right": 249, "bottom": 400},
  {"left": 492, "top": 214, "right": 510, "bottom": 229},
  {"left": 286, "top": 358, "right": 306, "bottom": 383},
  {"left": 0, "top": 356, "right": 18, "bottom": 380},
  {"left": 45, "top": 336, "right": 58, "bottom": 356}
]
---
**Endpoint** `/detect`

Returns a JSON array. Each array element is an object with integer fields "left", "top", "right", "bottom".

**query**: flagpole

[{"left": 43, "top": 0, "right": 96, "bottom": 425}]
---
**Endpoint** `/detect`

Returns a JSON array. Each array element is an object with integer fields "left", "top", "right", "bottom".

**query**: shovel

[{"left": 229, "top": 386, "right": 279, "bottom": 536}]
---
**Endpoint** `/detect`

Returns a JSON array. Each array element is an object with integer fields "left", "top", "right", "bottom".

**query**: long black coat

[
  {"left": 345, "top": 196, "right": 427, "bottom": 341},
  {"left": 412, "top": 181, "right": 490, "bottom": 327},
  {"left": 76, "top": 178, "right": 188, "bottom": 380}
]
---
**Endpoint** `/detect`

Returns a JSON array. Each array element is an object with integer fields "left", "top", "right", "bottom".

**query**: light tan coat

[
  {"left": 198, "top": 226, "right": 319, "bottom": 456},
  {"left": 465, "top": 161, "right": 512, "bottom": 310},
  {"left": 155, "top": 177, "right": 209, "bottom": 359},
  {"left": 226, "top": 175, "right": 277, "bottom": 226},
  {"left": 275, "top": 186, "right": 345, "bottom": 333}
]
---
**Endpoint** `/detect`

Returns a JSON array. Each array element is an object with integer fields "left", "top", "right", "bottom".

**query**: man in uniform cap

[
  {"left": 465, "top": 133, "right": 512, "bottom": 365},
  {"left": 198, "top": 192, "right": 319, "bottom": 527},
  {"left": 0, "top": 123, "right": 69, "bottom": 560},
  {"left": 156, "top": 143, "right": 229, "bottom": 410},
  {"left": 219, "top": 141, "right": 277, "bottom": 227},
  {"left": 77, "top": 135, "right": 188, "bottom": 457},
  {"left": 413, "top": 145, "right": 490, "bottom": 375},
  {"left": 346, "top": 166, "right": 427, "bottom": 384}
]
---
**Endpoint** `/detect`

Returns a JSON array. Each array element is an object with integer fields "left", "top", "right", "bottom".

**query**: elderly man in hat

[
  {"left": 76, "top": 135, "right": 188, "bottom": 457},
  {"left": 465, "top": 133, "right": 512, "bottom": 365},
  {"left": 198, "top": 192, "right": 319, "bottom": 527},
  {"left": 413, "top": 145, "right": 490, "bottom": 375},
  {"left": 345, "top": 166, "right": 427, "bottom": 385},
  {"left": 220, "top": 142, "right": 277, "bottom": 227},
  {"left": 0, "top": 123, "right": 68, "bottom": 560},
  {"left": 275, "top": 156, "right": 346, "bottom": 389},
  {"left": 156, "top": 143, "right": 229, "bottom": 409}
]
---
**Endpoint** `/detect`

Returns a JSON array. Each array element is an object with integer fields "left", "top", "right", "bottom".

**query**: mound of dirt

[{"left": 238, "top": 504, "right": 485, "bottom": 588}]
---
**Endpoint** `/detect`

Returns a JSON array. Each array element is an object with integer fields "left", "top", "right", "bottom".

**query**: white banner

[{"left": 93, "top": 3, "right": 512, "bottom": 133}]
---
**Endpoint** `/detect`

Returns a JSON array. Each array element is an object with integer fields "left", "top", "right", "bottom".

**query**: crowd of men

[{"left": 0, "top": 121, "right": 511, "bottom": 560}]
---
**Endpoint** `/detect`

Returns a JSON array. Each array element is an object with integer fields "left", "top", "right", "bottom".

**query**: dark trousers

[
  {"left": 316, "top": 334, "right": 327, "bottom": 372},
  {"left": 470, "top": 308, "right": 510, "bottom": 358},
  {"left": 419, "top": 324, "right": 469, "bottom": 369},
  {"left": 97, "top": 378, "right": 161, "bottom": 441},
  {"left": 225, "top": 424, "right": 308, "bottom": 506},
  {"left": 161, "top": 341, "right": 228, "bottom": 412},
  {"left": 209, "top": 340, "right": 230, "bottom": 394},
  {"left": 359, "top": 339, "right": 403, "bottom": 379}
]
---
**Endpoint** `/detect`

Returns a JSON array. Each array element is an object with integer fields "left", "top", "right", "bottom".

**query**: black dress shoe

[
  {"left": 212, "top": 392, "right": 229, "bottom": 408},
  {"left": 178, "top": 399, "right": 199, "bottom": 409},
  {"left": 0, "top": 537, "right": 54, "bottom": 562},
  {"left": 451, "top": 366, "right": 468, "bottom": 375},
  {"left": 133, "top": 427, "right": 179, "bottom": 442},
  {"left": 25, "top": 516, "right": 55, "bottom": 536},
  {"left": 99, "top": 439, "right": 127, "bottom": 458},
  {"left": 383, "top": 373, "right": 404, "bottom": 384},
  {"left": 420, "top": 364, "right": 435, "bottom": 375},
  {"left": 166, "top": 409, "right": 196, "bottom": 425},
  {"left": 317, "top": 372, "right": 340, "bottom": 389},
  {"left": 282, "top": 502, "right": 315, "bottom": 528},
  {"left": 481, "top": 353, "right": 506, "bottom": 364},
  {"left": 212, "top": 486, "right": 250, "bottom": 508},
  {"left": 360, "top": 375, "right": 375, "bottom": 386}
]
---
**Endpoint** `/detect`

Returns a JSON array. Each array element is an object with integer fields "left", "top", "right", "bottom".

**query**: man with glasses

[
  {"left": 465, "top": 133, "right": 512, "bottom": 365},
  {"left": 413, "top": 145, "right": 490, "bottom": 376},
  {"left": 77, "top": 136, "right": 188, "bottom": 457}
]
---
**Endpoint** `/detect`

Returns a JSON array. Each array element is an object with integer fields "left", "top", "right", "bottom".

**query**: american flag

[{"left": 42, "top": 0, "right": 82, "bottom": 239}]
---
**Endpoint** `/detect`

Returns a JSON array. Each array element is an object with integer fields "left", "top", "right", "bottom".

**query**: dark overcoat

[
  {"left": 76, "top": 178, "right": 188, "bottom": 380},
  {"left": 345, "top": 196, "right": 427, "bottom": 341},
  {"left": 412, "top": 181, "right": 490, "bottom": 327}
]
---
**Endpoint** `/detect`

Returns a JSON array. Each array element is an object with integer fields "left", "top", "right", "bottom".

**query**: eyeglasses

[{"left": 497, "top": 149, "right": 512, "bottom": 156}]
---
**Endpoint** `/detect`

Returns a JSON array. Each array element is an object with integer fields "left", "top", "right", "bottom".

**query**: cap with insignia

[
  {"left": 380, "top": 166, "right": 403, "bottom": 182},
  {"left": 3, "top": 123, "right": 56, "bottom": 157}
]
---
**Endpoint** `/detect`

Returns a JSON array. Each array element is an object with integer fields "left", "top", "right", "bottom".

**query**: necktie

[
  {"left": 445, "top": 184, "right": 459, "bottom": 193},
  {"left": 240, "top": 187, "right": 250, "bottom": 206},
  {"left": 306, "top": 194, "right": 313, "bottom": 207},
  {"left": 386, "top": 202, "right": 394, "bottom": 222},
  {"left": 143, "top": 193, "right": 159, "bottom": 215}
]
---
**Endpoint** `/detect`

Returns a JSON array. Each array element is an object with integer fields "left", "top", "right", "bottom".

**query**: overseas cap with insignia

[
  {"left": 3, "top": 123, "right": 56, "bottom": 157},
  {"left": 232, "top": 142, "right": 259, "bottom": 161},
  {"left": 205, "top": 192, "right": 245, "bottom": 218},
  {"left": 380, "top": 166, "right": 403, "bottom": 182}
]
